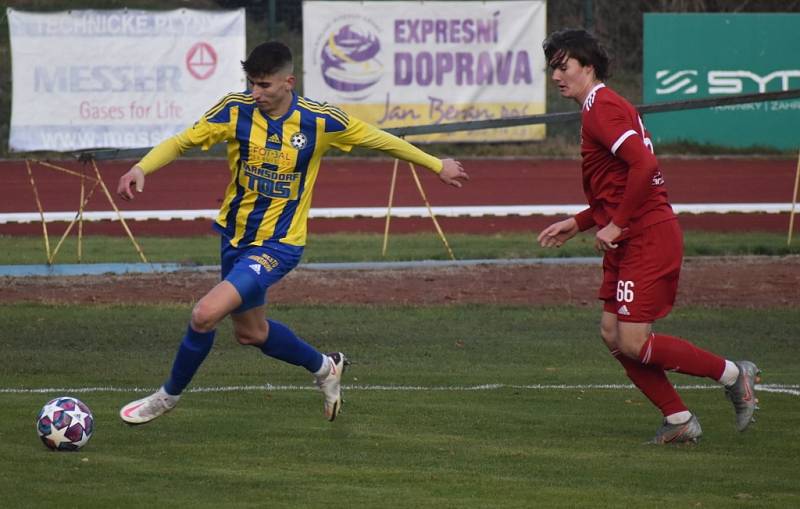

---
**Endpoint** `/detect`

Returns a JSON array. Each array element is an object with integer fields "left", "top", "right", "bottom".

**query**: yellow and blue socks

[{"left": 163, "top": 320, "right": 324, "bottom": 396}]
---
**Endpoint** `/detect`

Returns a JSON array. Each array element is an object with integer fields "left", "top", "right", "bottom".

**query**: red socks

[
  {"left": 612, "top": 349, "right": 687, "bottom": 416},
  {"left": 639, "top": 333, "right": 726, "bottom": 380},
  {"left": 612, "top": 334, "right": 725, "bottom": 418}
]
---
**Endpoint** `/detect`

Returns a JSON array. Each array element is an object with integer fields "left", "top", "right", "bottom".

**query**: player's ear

[{"left": 285, "top": 74, "right": 296, "bottom": 90}]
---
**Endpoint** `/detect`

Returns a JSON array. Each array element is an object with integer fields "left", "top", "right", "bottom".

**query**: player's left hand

[
  {"left": 595, "top": 222, "right": 623, "bottom": 251},
  {"left": 438, "top": 159, "right": 469, "bottom": 188}
]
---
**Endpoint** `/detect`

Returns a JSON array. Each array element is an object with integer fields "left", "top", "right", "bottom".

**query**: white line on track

[
  {"left": 2, "top": 383, "right": 797, "bottom": 396},
  {"left": 0, "top": 203, "right": 794, "bottom": 224}
]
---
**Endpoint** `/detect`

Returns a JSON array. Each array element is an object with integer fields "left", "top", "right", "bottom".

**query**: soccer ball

[{"left": 36, "top": 396, "right": 94, "bottom": 451}]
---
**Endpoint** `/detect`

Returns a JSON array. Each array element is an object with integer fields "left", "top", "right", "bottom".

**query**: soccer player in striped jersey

[
  {"left": 536, "top": 29, "right": 759, "bottom": 444},
  {"left": 116, "top": 41, "right": 469, "bottom": 425}
]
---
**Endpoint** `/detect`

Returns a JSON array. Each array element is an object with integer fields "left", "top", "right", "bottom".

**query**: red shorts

[{"left": 599, "top": 219, "right": 683, "bottom": 323}]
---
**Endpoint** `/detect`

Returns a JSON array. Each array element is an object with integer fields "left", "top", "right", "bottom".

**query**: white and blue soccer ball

[{"left": 36, "top": 396, "right": 94, "bottom": 451}]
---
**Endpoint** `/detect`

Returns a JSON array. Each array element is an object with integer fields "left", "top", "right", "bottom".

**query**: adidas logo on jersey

[
  {"left": 617, "top": 304, "right": 630, "bottom": 316},
  {"left": 249, "top": 263, "right": 262, "bottom": 274},
  {"left": 267, "top": 133, "right": 280, "bottom": 144}
]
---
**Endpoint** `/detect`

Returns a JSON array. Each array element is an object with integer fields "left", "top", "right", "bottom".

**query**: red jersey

[{"left": 575, "top": 84, "right": 675, "bottom": 237}]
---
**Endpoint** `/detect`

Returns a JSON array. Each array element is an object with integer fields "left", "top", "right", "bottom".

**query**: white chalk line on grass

[{"left": 2, "top": 383, "right": 798, "bottom": 396}]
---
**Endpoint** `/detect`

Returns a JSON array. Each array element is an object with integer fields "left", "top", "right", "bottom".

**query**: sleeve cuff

[{"left": 574, "top": 208, "right": 596, "bottom": 231}]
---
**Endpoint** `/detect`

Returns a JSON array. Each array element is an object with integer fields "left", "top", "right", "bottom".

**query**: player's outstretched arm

[
  {"left": 115, "top": 122, "right": 214, "bottom": 202},
  {"left": 117, "top": 165, "right": 146, "bottom": 201},
  {"left": 438, "top": 159, "right": 469, "bottom": 188},
  {"left": 537, "top": 217, "right": 579, "bottom": 248},
  {"left": 336, "top": 118, "right": 469, "bottom": 186}
]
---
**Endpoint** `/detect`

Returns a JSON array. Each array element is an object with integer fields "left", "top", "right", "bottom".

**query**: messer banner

[{"left": 8, "top": 8, "right": 246, "bottom": 152}]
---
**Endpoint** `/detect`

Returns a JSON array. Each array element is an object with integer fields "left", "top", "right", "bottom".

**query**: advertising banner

[
  {"left": 8, "top": 8, "right": 246, "bottom": 152},
  {"left": 302, "top": 1, "right": 547, "bottom": 142},
  {"left": 643, "top": 13, "right": 800, "bottom": 150}
]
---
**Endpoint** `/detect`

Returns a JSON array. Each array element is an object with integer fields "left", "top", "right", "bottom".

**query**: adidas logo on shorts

[
  {"left": 618, "top": 304, "right": 631, "bottom": 316},
  {"left": 249, "top": 263, "right": 261, "bottom": 274}
]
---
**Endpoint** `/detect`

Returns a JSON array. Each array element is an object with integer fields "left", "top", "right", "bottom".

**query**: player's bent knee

[
  {"left": 599, "top": 322, "right": 620, "bottom": 350},
  {"left": 600, "top": 332, "right": 618, "bottom": 351},
  {"left": 616, "top": 323, "right": 651, "bottom": 359},
  {"left": 190, "top": 301, "right": 219, "bottom": 333},
  {"left": 617, "top": 337, "right": 645, "bottom": 359}
]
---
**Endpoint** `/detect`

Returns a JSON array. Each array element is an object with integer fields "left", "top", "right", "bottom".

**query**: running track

[{"left": 1, "top": 157, "right": 797, "bottom": 235}]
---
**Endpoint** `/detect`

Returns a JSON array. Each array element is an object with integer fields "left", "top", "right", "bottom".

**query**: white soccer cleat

[
  {"left": 120, "top": 387, "right": 180, "bottom": 425},
  {"left": 315, "top": 352, "right": 348, "bottom": 421}
]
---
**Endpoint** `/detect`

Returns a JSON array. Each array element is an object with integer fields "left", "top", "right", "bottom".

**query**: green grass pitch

[{"left": 1, "top": 304, "right": 799, "bottom": 508}]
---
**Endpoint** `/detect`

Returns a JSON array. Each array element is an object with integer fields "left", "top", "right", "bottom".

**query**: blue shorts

[{"left": 220, "top": 237, "right": 303, "bottom": 313}]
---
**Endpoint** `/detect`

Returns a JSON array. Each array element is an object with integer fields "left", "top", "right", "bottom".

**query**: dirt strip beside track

[{"left": 3, "top": 256, "right": 798, "bottom": 308}]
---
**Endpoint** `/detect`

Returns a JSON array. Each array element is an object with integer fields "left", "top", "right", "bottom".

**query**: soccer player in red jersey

[{"left": 536, "top": 29, "right": 760, "bottom": 443}]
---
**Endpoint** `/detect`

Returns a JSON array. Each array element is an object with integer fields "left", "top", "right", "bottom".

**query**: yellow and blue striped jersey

[{"left": 137, "top": 91, "right": 443, "bottom": 247}]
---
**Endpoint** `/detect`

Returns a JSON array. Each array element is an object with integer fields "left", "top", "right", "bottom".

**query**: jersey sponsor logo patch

[
  {"left": 242, "top": 162, "right": 301, "bottom": 200},
  {"left": 617, "top": 304, "right": 630, "bottom": 316},
  {"left": 267, "top": 133, "right": 281, "bottom": 144},
  {"left": 247, "top": 145, "right": 293, "bottom": 166},
  {"left": 290, "top": 132, "right": 307, "bottom": 149},
  {"left": 651, "top": 170, "right": 665, "bottom": 186}
]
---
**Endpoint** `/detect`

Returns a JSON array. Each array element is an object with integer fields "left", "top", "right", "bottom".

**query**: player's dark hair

[
  {"left": 542, "top": 29, "right": 611, "bottom": 80},
  {"left": 241, "top": 41, "right": 294, "bottom": 76}
]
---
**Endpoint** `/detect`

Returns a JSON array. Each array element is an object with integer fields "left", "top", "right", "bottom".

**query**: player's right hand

[
  {"left": 117, "top": 166, "right": 145, "bottom": 201},
  {"left": 537, "top": 217, "right": 579, "bottom": 248}
]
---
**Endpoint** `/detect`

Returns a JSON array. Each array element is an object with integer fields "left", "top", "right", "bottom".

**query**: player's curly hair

[
  {"left": 542, "top": 29, "right": 611, "bottom": 81},
  {"left": 241, "top": 41, "right": 294, "bottom": 77}
]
